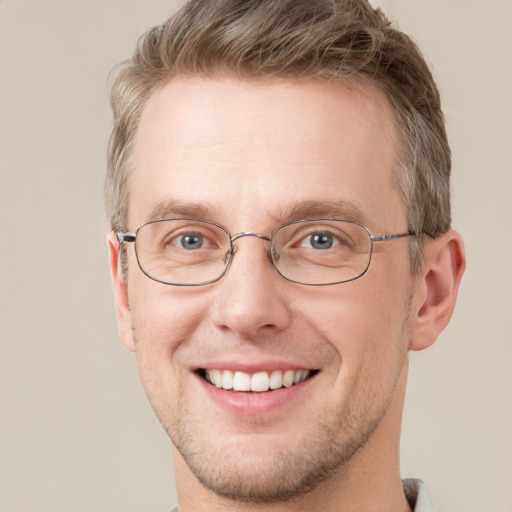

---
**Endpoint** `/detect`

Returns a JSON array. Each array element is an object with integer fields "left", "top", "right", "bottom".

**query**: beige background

[{"left": 1, "top": 1, "right": 510, "bottom": 511}]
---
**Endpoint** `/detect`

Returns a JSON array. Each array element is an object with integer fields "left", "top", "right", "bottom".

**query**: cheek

[
  {"left": 297, "top": 280, "right": 403, "bottom": 337},
  {"left": 127, "top": 275, "right": 209, "bottom": 362},
  {"left": 295, "top": 272, "right": 412, "bottom": 370},
  {"left": 127, "top": 285, "right": 208, "bottom": 415}
]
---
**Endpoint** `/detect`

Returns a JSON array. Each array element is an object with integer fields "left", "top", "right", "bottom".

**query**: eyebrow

[
  {"left": 146, "top": 199, "right": 216, "bottom": 222},
  {"left": 276, "top": 200, "right": 369, "bottom": 225},
  {"left": 145, "top": 198, "right": 368, "bottom": 226}
]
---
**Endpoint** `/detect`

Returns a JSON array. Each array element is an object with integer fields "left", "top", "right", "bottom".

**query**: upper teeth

[{"left": 205, "top": 369, "right": 311, "bottom": 392}]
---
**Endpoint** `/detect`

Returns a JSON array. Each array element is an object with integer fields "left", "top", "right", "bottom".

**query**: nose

[{"left": 211, "top": 235, "right": 292, "bottom": 338}]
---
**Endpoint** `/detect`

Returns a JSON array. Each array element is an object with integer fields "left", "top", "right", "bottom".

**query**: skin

[{"left": 108, "top": 78, "right": 465, "bottom": 512}]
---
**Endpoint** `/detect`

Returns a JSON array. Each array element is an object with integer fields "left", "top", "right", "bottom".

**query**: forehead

[{"left": 129, "top": 77, "right": 403, "bottom": 231}]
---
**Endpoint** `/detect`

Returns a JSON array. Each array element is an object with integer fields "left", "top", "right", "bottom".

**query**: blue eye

[
  {"left": 179, "top": 234, "right": 203, "bottom": 250},
  {"left": 308, "top": 233, "right": 333, "bottom": 249},
  {"left": 300, "top": 232, "right": 336, "bottom": 250}
]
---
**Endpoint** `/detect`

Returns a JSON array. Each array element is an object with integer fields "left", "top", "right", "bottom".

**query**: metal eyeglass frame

[{"left": 116, "top": 218, "right": 422, "bottom": 286}]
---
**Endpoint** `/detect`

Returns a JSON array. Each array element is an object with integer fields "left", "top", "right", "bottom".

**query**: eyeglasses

[{"left": 117, "top": 218, "right": 417, "bottom": 286}]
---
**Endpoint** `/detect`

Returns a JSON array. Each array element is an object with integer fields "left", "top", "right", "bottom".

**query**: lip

[
  {"left": 196, "top": 361, "right": 310, "bottom": 373},
  {"left": 193, "top": 365, "right": 318, "bottom": 415}
]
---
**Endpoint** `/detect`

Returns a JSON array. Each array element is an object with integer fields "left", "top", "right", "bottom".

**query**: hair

[{"left": 106, "top": 0, "right": 451, "bottom": 274}]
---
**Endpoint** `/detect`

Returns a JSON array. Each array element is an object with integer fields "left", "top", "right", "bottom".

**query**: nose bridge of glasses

[
  {"left": 229, "top": 232, "right": 274, "bottom": 264},
  {"left": 230, "top": 232, "right": 272, "bottom": 243}
]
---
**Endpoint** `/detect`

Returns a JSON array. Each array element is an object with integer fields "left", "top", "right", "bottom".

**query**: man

[{"left": 106, "top": 1, "right": 465, "bottom": 510}]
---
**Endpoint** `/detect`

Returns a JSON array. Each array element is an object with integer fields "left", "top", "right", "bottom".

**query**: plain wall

[{"left": 1, "top": 1, "right": 510, "bottom": 510}]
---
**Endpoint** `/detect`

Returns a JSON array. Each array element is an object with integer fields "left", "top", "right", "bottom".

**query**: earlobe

[
  {"left": 409, "top": 230, "right": 466, "bottom": 351},
  {"left": 107, "top": 231, "right": 136, "bottom": 352}
]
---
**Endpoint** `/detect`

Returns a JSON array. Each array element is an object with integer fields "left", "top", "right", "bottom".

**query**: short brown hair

[{"left": 106, "top": 0, "right": 451, "bottom": 273}]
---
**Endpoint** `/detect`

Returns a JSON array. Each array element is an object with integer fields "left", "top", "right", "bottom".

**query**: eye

[
  {"left": 300, "top": 231, "right": 338, "bottom": 250},
  {"left": 176, "top": 233, "right": 204, "bottom": 250}
]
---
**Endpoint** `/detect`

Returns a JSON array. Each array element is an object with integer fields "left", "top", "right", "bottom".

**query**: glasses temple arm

[
  {"left": 116, "top": 232, "right": 136, "bottom": 244},
  {"left": 370, "top": 230, "right": 437, "bottom": 242}
]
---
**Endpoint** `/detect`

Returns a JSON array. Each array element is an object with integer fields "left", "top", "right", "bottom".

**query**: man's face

[{"left": 114, "top": 78, "right": 419, "bottom": 501}]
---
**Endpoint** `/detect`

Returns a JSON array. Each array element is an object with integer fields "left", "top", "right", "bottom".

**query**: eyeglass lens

[{"left": 133, "top": 219, "right": 372, "bottom": 286}]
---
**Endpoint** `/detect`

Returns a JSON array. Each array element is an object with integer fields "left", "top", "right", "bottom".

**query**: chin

[{"left": 168, "top": 409, "right": 382, "bottom": 504}]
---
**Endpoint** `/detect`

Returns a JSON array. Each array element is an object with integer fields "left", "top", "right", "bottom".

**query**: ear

[
  {"left": 107, "top": 231, "right": 136, "bottom": 352},
  {"left": 409, "top": 229, "right": 466, "bottom": 351}
]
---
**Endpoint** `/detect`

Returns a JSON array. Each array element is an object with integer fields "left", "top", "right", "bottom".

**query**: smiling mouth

[{"left": 197, "top": 368, "right": 319, "bottom": 392}]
